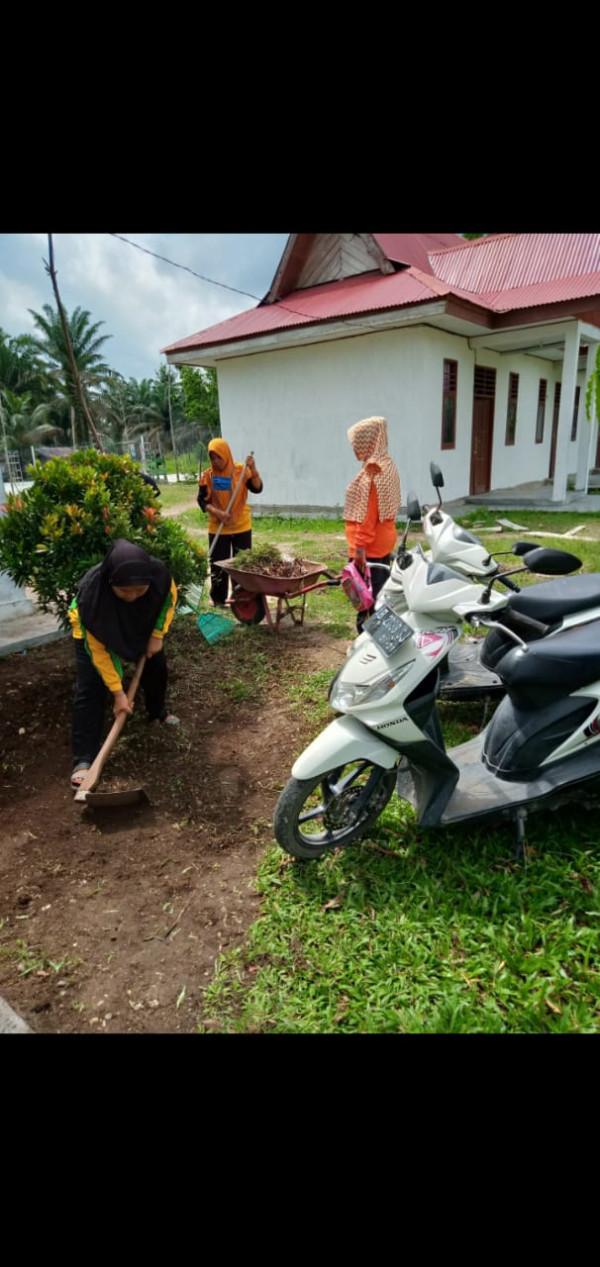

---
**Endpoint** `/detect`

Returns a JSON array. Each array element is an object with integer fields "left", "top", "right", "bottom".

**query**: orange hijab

[
  {"left": 344, "top": 416, "right": 402, "bottom": 523},
  {"left": 202, "top": 438, "right": 249, "bottom": 517}
]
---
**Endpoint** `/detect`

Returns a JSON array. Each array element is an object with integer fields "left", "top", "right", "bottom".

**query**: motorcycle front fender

[{"left": 292, "top": 714, "right": 399, "bottom": 780}]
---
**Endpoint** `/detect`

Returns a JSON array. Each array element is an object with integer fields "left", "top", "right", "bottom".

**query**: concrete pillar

[
  {"left": 552, "top": 322, "right": 581, "bottom": 502},
  {"left": 0, "top": 466, "right": 34, "bottom": 620}
]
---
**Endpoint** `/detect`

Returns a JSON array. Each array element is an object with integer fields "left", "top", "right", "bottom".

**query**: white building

[{"left": 162, "top": 233, "right": 600, "bottom": 513}]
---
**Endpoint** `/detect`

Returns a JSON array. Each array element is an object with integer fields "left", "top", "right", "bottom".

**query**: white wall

[{"left": 212, "top": 327, "right": 588, "bottom": 511}]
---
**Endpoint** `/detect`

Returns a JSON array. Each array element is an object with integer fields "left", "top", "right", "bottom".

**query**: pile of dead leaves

[{"left": 231, "top": 545, "right": 313, "bottom": 579}]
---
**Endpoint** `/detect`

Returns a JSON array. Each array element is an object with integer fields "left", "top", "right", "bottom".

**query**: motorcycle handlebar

[{"left": 498, "top": 575, "right": 521, "bottom": 593}]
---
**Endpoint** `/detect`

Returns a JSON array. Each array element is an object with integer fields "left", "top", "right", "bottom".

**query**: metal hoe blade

[{"left": 75, "top": 786, "right": 149, "bottom": 807}]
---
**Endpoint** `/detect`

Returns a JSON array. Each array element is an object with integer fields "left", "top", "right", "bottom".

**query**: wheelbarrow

[{"left": 217, "top": 559, "right": 340, "bottom": 632}]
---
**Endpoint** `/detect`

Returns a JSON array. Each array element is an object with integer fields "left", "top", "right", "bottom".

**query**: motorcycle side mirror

[
  {"left": 429, "top": 463, "right": 444, "bottom": 507},
  {"left": 397, "top": 493, "right": 421, "bottom": 561},
  {"left": 511, "top": 540, "right": 542, "bottom": 556},
  {"left": 524, "top": 547, "right": 582, "bottom": 575},
  {"left": 406, "top": 493, "right": 422, "bottom": 522}
]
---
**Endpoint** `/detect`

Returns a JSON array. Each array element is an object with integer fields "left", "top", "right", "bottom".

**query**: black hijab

[{"left": 76, "top": 539, "right": 172, "bottom": 661}]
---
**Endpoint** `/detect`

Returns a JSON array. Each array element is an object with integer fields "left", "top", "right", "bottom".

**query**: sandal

[
  {"left": 160, "top": 713, "right": 180, "bottom": 726},
  {"left": 70, "top": 763, "right": 90, "bottom": 790}
]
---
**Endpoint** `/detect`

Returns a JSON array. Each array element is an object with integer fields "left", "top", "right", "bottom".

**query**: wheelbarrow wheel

[{"left": 230, "top": 586, "right": 266, "bottom": 625}]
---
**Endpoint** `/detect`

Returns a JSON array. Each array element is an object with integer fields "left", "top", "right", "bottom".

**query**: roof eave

[{"left": 163, "top": 297, "right": 493, "bottom": 368}]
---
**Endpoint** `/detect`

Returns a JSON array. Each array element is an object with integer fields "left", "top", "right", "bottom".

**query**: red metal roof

[
  {"left": 479, "top": 271, "right": 600, "bottom": 313},
  {"left": 430, "top": 232, "right": 600, "bottom": 296},
  {"left": 372, "top": 233, "right": 463, "bottom": 273},
  {"left": 162, "top": 234, "right": 600, "bottom": 357},
  {"left": 161, "top": 269, "right": 453, "bottom": 355}
]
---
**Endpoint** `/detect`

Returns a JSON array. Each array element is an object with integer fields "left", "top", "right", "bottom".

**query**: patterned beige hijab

[{"left": 344, "top": 416, "right": 402, "bottom": 523}]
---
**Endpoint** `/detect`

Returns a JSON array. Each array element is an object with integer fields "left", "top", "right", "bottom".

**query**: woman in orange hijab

[
  {"left": 344, "top": 416, "right": 402, "bottom": 633},
  {"left": 198, "top": 439, "right": 263, "bottom": 605}
]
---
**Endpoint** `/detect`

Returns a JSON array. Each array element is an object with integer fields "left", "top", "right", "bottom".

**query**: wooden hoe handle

[{"left": 73, "top": 655, "right": 146, "bottom": 801}]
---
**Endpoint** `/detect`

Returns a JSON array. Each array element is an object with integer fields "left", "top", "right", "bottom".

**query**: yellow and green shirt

[{"left": 68, "top": 579, "right": 178, "bottom": 692}]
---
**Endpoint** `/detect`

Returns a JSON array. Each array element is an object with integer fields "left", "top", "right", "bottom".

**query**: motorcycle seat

[
  {"left": 507, "top": 575, "right": 600, "bottom": 624},
  {"left": 501, "top": 621, "right": 600, "bottom": 692}
]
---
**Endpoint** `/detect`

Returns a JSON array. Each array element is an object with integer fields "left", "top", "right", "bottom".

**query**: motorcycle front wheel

[{"left": 273, "top": 760, "right": 398, "bottom": 860}]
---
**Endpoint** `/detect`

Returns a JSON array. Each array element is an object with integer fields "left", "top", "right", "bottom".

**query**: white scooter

[{"left": 274, "top": 493, "right": 600, "bottom": 861}]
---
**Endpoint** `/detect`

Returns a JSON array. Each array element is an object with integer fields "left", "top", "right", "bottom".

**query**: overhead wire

[{"left": 108, "top": 232, "right": 416, "bottom": 345}]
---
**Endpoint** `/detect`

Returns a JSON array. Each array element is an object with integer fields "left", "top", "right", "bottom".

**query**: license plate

[{"left": 364, "top": 604, "right": 413, "bottom": 654}]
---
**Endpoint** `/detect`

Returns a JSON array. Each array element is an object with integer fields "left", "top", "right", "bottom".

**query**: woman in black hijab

[{"left": 68, "top": 540, "right": 179, "bottom": 789}]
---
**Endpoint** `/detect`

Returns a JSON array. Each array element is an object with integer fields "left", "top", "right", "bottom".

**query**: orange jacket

[{"left": 345, "top": 484, "right": 397, "bottom": 558}]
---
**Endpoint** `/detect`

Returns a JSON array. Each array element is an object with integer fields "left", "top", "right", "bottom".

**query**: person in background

[
  {"left": 68, "top": 539, "right": 179, "bottom": 790},
  {"left": 197, "top": 439, "right": 263, "bottom": 605},
  {"left": 140, "top": 471, "right": 161, "bottom": 497},
  {"left": 344, "top": 415, "right": 402, "bottom": 633}
]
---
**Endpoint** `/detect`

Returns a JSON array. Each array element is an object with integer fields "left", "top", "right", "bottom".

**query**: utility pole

[{"left": 45, "top": 234, "right": 104, "bottom": 452}]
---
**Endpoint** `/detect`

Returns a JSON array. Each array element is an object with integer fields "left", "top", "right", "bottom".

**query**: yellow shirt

[{"left": 199, "top": 466, "right": 252, "bottom": 536}]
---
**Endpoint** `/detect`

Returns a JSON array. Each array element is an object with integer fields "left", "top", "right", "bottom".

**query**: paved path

[
  {"left": 0, "top": 996, "right": 31, "bottom": 1033},
  {"left": 0, "top": 598, "right": 66, "bottom": 658}
]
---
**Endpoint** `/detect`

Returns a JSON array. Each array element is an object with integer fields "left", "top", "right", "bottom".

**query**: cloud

[{"left": 0, "top": 232, "right": 289, "bottom": 382}]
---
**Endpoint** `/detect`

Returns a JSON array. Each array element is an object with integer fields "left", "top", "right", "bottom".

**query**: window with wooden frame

[
  {"left": 571, "top": 385, "right": 581, "bottom": 441},
  {"left": 441, "top": 359, "right": 457, "bottom": 449},
  {"left": 505, "top": 372, "right": 519, "bottom": 445},
  {"left": 535, "top": 379, "right": 547, "bottom": 443}
]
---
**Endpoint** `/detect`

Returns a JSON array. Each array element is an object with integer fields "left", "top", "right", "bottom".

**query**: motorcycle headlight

[
  {"left": 330, "top": 662, "right": 415, "bottom": 711},
  {"left": 330, "top": 680, "right": 374, "bottom": 710}
]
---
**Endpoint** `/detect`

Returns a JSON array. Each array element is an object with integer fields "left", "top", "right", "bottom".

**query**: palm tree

[
  {"left": 0, "top": 329, "right": 49, "bottom": 400},
  {"left": 0, "top": 387, "right": 63, "bottom": 485},
  {"left": 27, "top": 303, "right": 113, "bottom": 445},
  {"left": 95, "top": 374, "right": 165, "bottom": 450}
]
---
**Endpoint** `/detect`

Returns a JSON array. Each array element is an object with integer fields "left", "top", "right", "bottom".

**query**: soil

[{"left": 0, "top": 613, "right": 348, "bottom": 1033}]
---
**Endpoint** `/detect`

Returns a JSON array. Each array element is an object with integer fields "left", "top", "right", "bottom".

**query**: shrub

[{"left": 0, "top": 449, "right": 207, "bottom": 627}]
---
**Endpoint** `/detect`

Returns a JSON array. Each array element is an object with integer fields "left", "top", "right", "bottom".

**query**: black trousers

[
  {"left": 72, "top": 639, "right": 169, "bottom": 769},
  {"left": 355, "top": 553, "right": 392, "bottom": 634},
  {"left": 208, "top": 529, "right": 252, "bottom": 605}
]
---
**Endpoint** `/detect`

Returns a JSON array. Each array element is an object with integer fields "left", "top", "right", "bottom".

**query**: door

[
  {"left": 549, "top": 382, "right": 561, "bottom": 479},
  {"left": 470, "top": 366, "right": 496, "bottom": 495}
]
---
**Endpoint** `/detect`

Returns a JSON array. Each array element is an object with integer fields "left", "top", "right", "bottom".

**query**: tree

[
  {"left": 0, "top": 449, "right": 206, "bottom": 626},
  {"left": 0, "top": 388, "right": 62, "bottom": 453},
  {"left": 179, "top": 365, "right": 220, "bottom": 437},
  {"left": 27, "top": 303, "right": 112, "bottom": 445},
  {"left": 0, "top": 329, "right": 49, "bottom": 400},
  {"left": 96, "top": 374, "right": 163, "bottom": 446},
  {"left": 586, "top": 344, "right": 600, "bottom": 429}
]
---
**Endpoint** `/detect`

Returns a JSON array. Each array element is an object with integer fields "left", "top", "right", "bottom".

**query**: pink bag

[{"left": 341, "top": 561, "right": 373, "bottom": 612}]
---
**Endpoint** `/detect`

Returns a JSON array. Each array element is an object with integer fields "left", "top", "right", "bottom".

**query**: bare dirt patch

[{"left": 0, "top": 615, "right": 347, "bottom": 1033}]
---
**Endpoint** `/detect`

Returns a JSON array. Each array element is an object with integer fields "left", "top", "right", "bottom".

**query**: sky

[{"left": 0, "top": 233, "right": 291, "bottom": 383}]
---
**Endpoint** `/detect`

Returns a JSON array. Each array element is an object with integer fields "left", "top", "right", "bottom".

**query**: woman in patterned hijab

[{"left": 344, "top": 416, "right": 402, "bottom": 633}]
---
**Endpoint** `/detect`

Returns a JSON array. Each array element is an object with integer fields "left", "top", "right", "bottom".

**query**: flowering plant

[{"left": 0, "top": 449, "right": 206, "bottom": 627}]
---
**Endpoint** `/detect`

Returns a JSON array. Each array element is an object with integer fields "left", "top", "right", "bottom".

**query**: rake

[{"left": 190, "top": 454, "right": 253, "bottom": 644}]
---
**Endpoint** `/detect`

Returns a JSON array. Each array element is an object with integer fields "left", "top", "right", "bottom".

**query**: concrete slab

[
  {"left": 0, "top": 597, "right": 67, "bottom": 658},
  {"left": 0, "top": 996, "right": 32, "bottom": 1033},
  {"left": 444, "top": 484, "right": 600, "bottom": 517}
]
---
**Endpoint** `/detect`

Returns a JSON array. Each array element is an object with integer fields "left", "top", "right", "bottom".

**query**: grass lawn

[{"left": 165, "top": 499, "right": 600, "bottom": 1034}]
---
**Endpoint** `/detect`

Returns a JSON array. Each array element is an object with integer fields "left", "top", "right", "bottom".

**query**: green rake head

[{"left": 197, "top": 610, "right": 236, "bottom": 644}]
